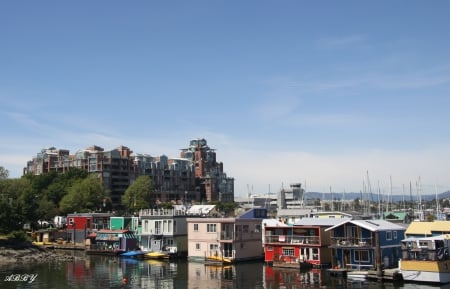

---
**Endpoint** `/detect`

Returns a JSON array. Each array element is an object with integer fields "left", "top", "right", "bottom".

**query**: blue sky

[{"left": 1, "top": 1, "right": 450, "bottom": 197}]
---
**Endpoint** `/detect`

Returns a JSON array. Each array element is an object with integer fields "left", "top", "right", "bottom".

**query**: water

[{"left": 0, "top": 251, "right": 449, "bottom": 289}]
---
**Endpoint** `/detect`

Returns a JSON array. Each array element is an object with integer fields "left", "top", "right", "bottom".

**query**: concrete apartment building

[{"left": 24, "top": 139, "right": 234, "bottom": 208}]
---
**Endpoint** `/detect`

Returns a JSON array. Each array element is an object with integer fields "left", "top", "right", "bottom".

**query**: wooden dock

[{"left": 366, "top": 269, "right": 403, "bottom": 282}]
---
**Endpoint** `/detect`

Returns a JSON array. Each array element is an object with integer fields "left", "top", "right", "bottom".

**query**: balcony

[
  {"left": 220, "top": 231, "right": 234, "bottom": 240},
  {"left": 330, "top": 237, "right": 373, "bottom": 248},
  {"left": 265, "top": 235, "right": 320, "bottom": 245}
]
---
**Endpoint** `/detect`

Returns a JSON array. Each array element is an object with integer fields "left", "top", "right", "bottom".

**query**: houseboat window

[
  {"left": 194, "top": 224, "right": 199, "bottom": 231},
  {"left": 386, "top": 231, "right": 392, "bottom": 241},
  {"left": 207, "top": 224, "right": 217, "bottom": 233},
  {"left": 354, "top": 250, "right": 369, "bottom": 262},
  {"left": 282, "top": 248, "right": 295, "bottom": 256},
  {"left": 195, "top": 243, "right": 200, "bottom": 250},
  {"left": 312, "top": 248, "right": 319, "bottom": 260},
  {"left": 329, "top": 216, "right": 335, "bottom": 218},
  {"left": 393, "top": 231, "right": 397, "bottom": 239},
  {"left": 155, "top": 221, "right": 161, "bottom": 234}
]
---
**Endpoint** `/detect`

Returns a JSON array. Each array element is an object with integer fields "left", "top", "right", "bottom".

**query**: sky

[{"left": 1, "top": 1, "right": 450, "bottom": 197}]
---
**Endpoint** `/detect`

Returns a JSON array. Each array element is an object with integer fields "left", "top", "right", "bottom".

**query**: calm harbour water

[{"left": 0, "top": 251, "right": 449, "bottom": 289}]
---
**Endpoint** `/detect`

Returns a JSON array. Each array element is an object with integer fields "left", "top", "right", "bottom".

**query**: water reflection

[{"left": 3, "top": 253, "right": 450, "bottom": 289}]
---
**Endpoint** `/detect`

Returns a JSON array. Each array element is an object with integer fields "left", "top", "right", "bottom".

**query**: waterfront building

[
  {"left": 24, "top": 138, "right": 234, "bottom": 208},
  {"left": 66, "top": 212, "right": 111, "bottom": 243},
  {"left": 138, "top": 205, "right": 189, "bottom": 257},
  {"left": 326, "top": 219, "right": 406, "bottom": 270},
  {"left": 87, "top": 229, "right": 138, "bottom": 255},
  {"left": 110, "top": 216, "right": 140, "bottom": 235},
  {"left": 186, "top": 208, "right": 267, "bottom": 263},
  {"left": 277, "top": 208, "right": 312, "bottom": 225},
  {"left": 264, "top": 218, "right": 343, "bottom": 268}
]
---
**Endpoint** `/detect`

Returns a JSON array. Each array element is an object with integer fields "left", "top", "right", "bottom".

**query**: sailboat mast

[{"left": 435, "top": 184, "right": 440, "bottom": 220}]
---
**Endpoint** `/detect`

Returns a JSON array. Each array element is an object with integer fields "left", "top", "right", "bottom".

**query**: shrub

[{"left": 7, "top": 230, "right": 30, "bottom": 242}]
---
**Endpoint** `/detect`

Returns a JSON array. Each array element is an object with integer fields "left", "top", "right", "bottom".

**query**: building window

[
  {"left": 393, "top": 231, "right": 397, "bottom": 239},
  {"left": 243, "top": 225, "right": 249, "bottom": 233},
  {"left": 173, "top": 220, "right": 177, "bottom": 233},
  {"left": 386, "top": 231, "right": 392, "bottom": 241},
  {"left": 282, "top": 247, "right": 295, "bottom": 256},
  {"left": 194, "top": 224, "right": 199, "bottom": 232},
  {"left": 207, "top": 224, "right": 217, "bottom": 233},
  {"left": 354, "top": 250, "right": 369, "bottom": 262},
  {"left": 267, "top": 246, "right": 273, "bottom": 251},
  {"left": 255, "top": 224, "right": 261, "bottom": 233},
  {"left": 210, "top": 244, "right": 218, "bottom": 251},
  {"left": 195, "top": 243, "right": 200, "bottom": 250}
]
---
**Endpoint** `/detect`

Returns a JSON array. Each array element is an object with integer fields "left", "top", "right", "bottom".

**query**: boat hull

[
  {"left": 400, "top": 260, "right": 450, "bottom": 284},
  {"left": 145, "top": 252, "right": 170, "bottom": 260}
]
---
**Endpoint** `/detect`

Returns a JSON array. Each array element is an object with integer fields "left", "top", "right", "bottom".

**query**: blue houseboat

[{"left": 325, "top": 219, "right": 405, "bottom": 271}]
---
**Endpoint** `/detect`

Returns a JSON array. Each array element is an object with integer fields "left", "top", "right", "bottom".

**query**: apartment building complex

[{"left": 24, "top": 139, "right": 234, "bottom": 208}]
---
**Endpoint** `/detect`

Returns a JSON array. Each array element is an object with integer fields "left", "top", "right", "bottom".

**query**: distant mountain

[{"left": 304, "top": 191, "right": 450, "bottom": 202}]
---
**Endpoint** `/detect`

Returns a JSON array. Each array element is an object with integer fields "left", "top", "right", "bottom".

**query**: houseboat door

[
  {"left": 223, "top": 243, "right": 233, "bottom": 258},
  {"left": 344, "top": 250, "right": 350, "bottom": 269}
]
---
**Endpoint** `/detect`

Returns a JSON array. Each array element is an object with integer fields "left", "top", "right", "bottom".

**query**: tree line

[{"left": 0, "top": 166, "right": 237, "bottom": 234}]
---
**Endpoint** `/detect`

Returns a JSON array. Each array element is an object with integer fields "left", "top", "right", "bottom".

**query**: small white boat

[{"left": 346, "top": 270, "right": 368, "bottom": 281}]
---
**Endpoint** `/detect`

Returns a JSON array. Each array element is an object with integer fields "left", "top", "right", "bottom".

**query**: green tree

[
  {"left": 122, "top": 176, "right": 153, "bottom": 212},
  {"left": 37, "top": 196, "right": 57, "bottom": 221},
  {"left": 0, "top": 178, "right": 32, "bottom": 232},
  {"left": 209, "top": 201, "right": 238, "bottom": 216},
  {"left": 0, "top": 166, "right": 9, "bottom": 179},
  {"left": 60, "top": 175, "right": 106, "bottom": 214},
  {"left": 0, "top": 198, "right": 23, "bottom": 233}
]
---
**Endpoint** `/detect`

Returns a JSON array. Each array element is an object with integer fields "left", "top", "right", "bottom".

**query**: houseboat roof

[
  {"left": 263, "top": 219, "right": 289, "bottom": 227},
  {"left": 293, "top": 218, "right": 346, "bottom": 227},
  {"left": 402, "top": 234, "right": 450, "bottom": 242},
  {"left": 405, "top": 221, "right": 450, "bottom": 236},
  {"left": 67, "top": 213, "right": 111, "bottom": 217},
  {"left": 186, "top": 205, "right": 216, "bottom": 216},
  {"left": 325, "top": 219, "right": 405, "bottom": 232},
  {"left": 277, "top": 208, "right": 312, "bottom": 217},
  {"left": 97, "top": 229, "right": 131, "bottom": 234}
]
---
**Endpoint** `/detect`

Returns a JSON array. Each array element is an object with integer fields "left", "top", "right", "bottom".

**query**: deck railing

[
  {"left": 330, "top": 237, "right": 373, "bottom": 247},
  {"left": 265, "top": 235, "right": 320, "bottom": 245}
]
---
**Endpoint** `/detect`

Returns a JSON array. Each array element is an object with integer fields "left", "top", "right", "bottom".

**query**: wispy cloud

[{"left": 317, "top": 34, "right": 367, "bottom": 49}]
